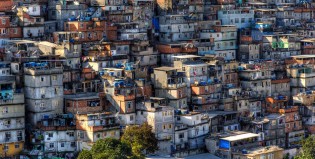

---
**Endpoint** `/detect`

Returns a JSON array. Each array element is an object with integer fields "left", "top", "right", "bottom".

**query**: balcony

[
  {"left": 298, "top": 72, "right": 315, "bottom": 78},
  {"left": 24, "top": 68, "right": 63, "bottom": 75},
  {"left": 85, "top": 124, "right": 120, "bottom": 132},
  {"left": 288, "top": 136, "right": 304, "bottom": 143},
  {"left": 220, "top": 97, "right": 234, "bottom": 103},
  {"left": 198, "top": 50, "right": 215, "bottom": 56},
  {"left": 131, "top": 47, "right": 154, "bottom": 55},
  {"left": 66, "top": 52, "right": 81, "bottom": 58},
  {"left": 0, "top": 93, "right": 24, "bottom": 105},
  {"left": 167, "top": 82, "right": 186, "bottom": 89},
  {"left": 225, "top": 119, "right": 238, "bottom": 125}
]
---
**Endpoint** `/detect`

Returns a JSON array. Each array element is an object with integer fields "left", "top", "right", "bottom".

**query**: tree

[
  {"left": 77, "top": 150, "right": 92, "bottom": 159},
  {"left": 78, "top": 138, "right": 133, "bottom": 159},
  {"left": 295, "top": 136, "right": 315, "bottom": 159},
  {"left": 121, "top": 122, "right": 158, "bottom": 158}
]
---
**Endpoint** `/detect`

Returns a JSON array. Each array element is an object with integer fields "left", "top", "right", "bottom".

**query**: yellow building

[
  {"left": 232, "top": 146, "right": 283, "bottom": 159},
  {"left": 0, "top": 142, "right": 24, "bottom": 157}
]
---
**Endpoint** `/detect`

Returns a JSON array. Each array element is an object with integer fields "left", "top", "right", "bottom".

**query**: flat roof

[
  {"left": 291, "top": 55, "right": 315, "bottom": 58},
  {"left": 38, "top": 41, "right": 57, "bottom": 48},
  {"left": 221, "top": 133, "right": 259, "bottom": 142},
  {"left": 207, "top": 111, "right": 238, "bottom": 118},
  {"left": 8, "top": 40, "right": 37, "bottom": 44},
  {"left": 173, "top": 55, "right": 201, "bottom": 59},
  {"left": 102, "top": 68, "right": 124, "bottom": 71},
  {"left": 154, "top": 67, "right": 177, "bottom": 71},
  {"left": 301, "top": 38, "right": 315, "bottom": 42},
  {"left": 241, "top": 146, "right": 283, "bottom": 155},
  {"left": 146, "top": 153, "right": 222, "bottom": 159},
  {"left": 149, "top": 97, "right": 166, "bottom": 100}
]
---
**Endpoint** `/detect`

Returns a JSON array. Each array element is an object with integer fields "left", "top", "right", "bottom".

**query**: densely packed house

[{"left": 1, "top": 0, "right": 315, "bottom": 158}]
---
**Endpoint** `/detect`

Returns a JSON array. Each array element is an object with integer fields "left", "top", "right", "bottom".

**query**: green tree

[
  {"left": 121, "top": 122, "right": 158, "bottom": 158},
  {"left": 295, "top": 136, "right": 315, "bottom": 159},
  {"left": 77, "top": 150, "right": 92, "bottom": 159},
  {"left": 78, "top": 138, "right": 133, "bottom": 159}
]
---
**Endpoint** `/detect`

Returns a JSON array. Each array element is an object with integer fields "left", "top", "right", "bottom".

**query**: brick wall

[{"left": 66, "top": 99, "right": 103, "bottom": 114}]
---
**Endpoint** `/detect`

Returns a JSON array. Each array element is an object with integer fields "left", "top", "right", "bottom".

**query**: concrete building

[
  {"left": 0, "top": 68, "right": 25, "bottom": 158},
  {"left": 24, "top": 61, "right": 64, "bottom": 126},
  {"left": 153, "top": 67, "right": 188, "bottom": 110},
  {"left": 218, "top": 9, "right": 254, "bottom": 28},
  {"left": 76, "top": 112, "right": 120, "bottom": 150},
  {"left": 206, "top": 131, "right": 260, "bottom": 159},
  {"left": 232, "top": 146, "right": 283, "bottom": 159},
  {"left": 136, "top": 97, "right": 175, "bottom": 155}
]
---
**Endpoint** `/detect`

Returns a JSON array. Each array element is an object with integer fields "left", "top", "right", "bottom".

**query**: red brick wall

[
  {"left": 156, "top": 44, "right": 197, "bottom": 54},
  {"left": 66, "top": 99, "right": 103, "bottom": 114},
  {"left": 0, "top": 17, "right": 10, "bottom": 28},
  {"left": 0, "top": 0, "right": 13, "bottom": 12}
]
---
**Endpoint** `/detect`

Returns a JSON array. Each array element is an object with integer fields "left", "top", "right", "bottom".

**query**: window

[
  {"left": 41, "top": 77, "right": 45, "bottom": 82},
  {"left": 169, "top": 124, "right": 172, "bottom": 129},
  {"left": 4, "top": 145, "right": 8, "bottom": 151},
  {"left": 130, "top": 115, "right": 134, "bottom": 121},
  {"left": 127, "top": 102, "right": 131, "bottom": 109},
  {"left": 71, "top": 142, "right": 76, "bottom": 147},
  {"left": 80, "top": 23, "right": 84, "bottom": 28},
  {"left": 235, "top": 18, "right": 239, "bottom": 23},
  {"left": 51, "top": 75, "right": 57, "bottom": 81},
  {"left": 79, "top": 132, "right": 84, "bottom": 139},
  {"left": 49, "top": 143, "right": 54, "bottom": 148},
  {"left": 32, "top": 6, "right": 37, "bottom": 12},
  {"left": 36, "top": 18, "right": 41, "bottom": 22},
  {"left": 2, "top": 19, "right": 6, "bottom": 24},
  {"left": 51, "top": 10, "right": 56, "bottom": 16},
  {"left": 97, "top": 134, "right": 101, "bottom": 138},
  {"left": 2, "top": 107, "right": 8, "bottom": 114},
  {"left": 15, "top": 143, "right": 20, "bottom": 149},
  {"left": 241, "top": 18, "right": 245, "bottom": 23},
  {"left": 17, "top": 131, "right": 22, "bottom": 137},
  {"left": 68, "top": 132, "right": 74, "bottom": 137},
  {"left": 40, "top": 103, "right": 44, "bottom": 110},
  {"left": 179, "top": 133, "right": 184, "bottom": 138},
  {"left": 61, "top": 142, "right": 65, "bottom": 147},
  {"left": 163, "top": 124, "right": 166, "bottom": 130},
  {"left": 48, "top": 133, "right": 53, "bottom": 138},
  {"left": 5, "top": 132, "right": 11, "bottom": 138},
  {"left": 40, "top": 88, "right": 45, "bottom": 95},
  {"left": 230, "top": 42, "right": 233, "bottom": 46}
]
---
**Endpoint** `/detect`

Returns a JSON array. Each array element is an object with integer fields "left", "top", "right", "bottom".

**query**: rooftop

[
  {"left": 173, "top": 55, "right": 201, "bottom": 59},
  {"left": 154, "top": 67, "right": 177, "bottom": 71},
  {"left": 237, "top": 146, "right": 283, "bottom": 155},
  {"left": 221, "top": 133, "right": 259, "bottom": 142},
  {"left": 291, "top": 55, "right": 315, "bottom": 59}
]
